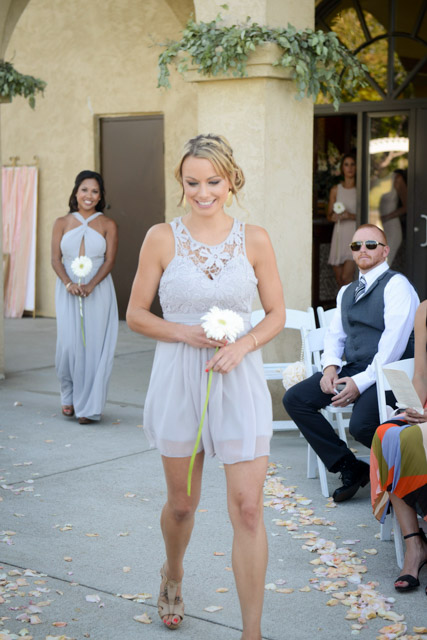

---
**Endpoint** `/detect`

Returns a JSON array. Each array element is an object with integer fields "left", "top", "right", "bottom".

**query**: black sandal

[{"left": 394, "top": 529, "right": 427, "bottom": 592}]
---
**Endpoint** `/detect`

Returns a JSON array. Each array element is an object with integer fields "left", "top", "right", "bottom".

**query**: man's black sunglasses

[{"left": 349, "top": 240, "right": 386, "bottom": 252}]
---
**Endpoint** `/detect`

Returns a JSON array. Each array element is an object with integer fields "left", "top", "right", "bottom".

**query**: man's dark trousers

[{"left": 283, "top": 363, "right": 395, "bottom": 471}]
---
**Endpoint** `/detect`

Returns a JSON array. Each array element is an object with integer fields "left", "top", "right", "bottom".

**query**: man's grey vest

[{"left": 341, "top": 269, "right": 413, "bottom": 367}]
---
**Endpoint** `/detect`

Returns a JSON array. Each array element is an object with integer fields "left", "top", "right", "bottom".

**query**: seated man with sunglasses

[{"left": 283, "top": 224, "right": 419, "bottom": 502}]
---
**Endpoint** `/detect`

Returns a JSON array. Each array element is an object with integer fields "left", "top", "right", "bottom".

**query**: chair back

[
  {"left": 302, "top": 326, "right": 327, "bottom": 376},
  {"left": 317, "top": 306, "right": 337, "bottom": 328},
  {"left": 251, "top": 307, "right": 316, "bottom": 331},
  {"left": 375, "top": 358, "right": 415, "bottom": 424}
]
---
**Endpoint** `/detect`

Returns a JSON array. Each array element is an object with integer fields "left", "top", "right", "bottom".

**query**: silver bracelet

[{"left": 65, "top": 282, "right": 72, "bottom": 290}]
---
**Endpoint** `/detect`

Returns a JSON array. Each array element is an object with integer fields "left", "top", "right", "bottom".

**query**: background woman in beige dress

[{"left": 327, "top": 154, "right": 357, "bottom": 287}]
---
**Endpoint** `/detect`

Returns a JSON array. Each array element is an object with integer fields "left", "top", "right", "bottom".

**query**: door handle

[{"left": 421, "top": 214, "right": 427, "bottom": 248}]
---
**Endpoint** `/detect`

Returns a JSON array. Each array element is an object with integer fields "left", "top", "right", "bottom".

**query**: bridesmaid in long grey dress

[{"left": 51, "top": 170, "right": 118, "bottom": 424}]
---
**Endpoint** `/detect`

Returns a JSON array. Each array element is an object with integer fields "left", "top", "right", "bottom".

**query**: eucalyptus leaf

[
  {"left": 157, "top": 14, "right": 367, "bottom": 110},
  {"left": 0, "top": 60, "right": 46, "bottom": 108}
]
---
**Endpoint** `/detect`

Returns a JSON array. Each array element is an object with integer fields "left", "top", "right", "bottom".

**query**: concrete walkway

[{"left": 0, "top": 318, "right": 426, "bottom": 640}]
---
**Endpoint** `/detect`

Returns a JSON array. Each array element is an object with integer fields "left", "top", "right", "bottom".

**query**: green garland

[
  {"left": 158, "top": 15, "right": 367, "bottom": 109},
  {"left": 0, "top": 61, "right": 46, "bottom": 109}
]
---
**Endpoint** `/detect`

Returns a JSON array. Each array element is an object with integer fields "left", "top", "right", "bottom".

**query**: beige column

[{"left": 191, "top": 0, "right": 314, "bottom": 413}]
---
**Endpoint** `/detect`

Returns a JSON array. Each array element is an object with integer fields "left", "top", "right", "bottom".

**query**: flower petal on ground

[{"left": 133, "top": 613, "right": 152, "bottom": 624}]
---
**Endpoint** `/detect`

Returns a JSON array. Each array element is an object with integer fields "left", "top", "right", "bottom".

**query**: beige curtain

[{"left": 2, "top": 166, "right": 38, "bottom": 318}]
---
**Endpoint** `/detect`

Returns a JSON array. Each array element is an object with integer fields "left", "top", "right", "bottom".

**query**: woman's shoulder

[
  {"left": 144, "top": 222, "right": 175, "bottom": 246},
  {"left": 244, "top": 223, "right": 272, "bottom": 248},
  {"left": 53, "top": 212, "right": 73, "bottom": 229},
  {"left": 99, "top": 214, "right": 117, "bottom": 232}
]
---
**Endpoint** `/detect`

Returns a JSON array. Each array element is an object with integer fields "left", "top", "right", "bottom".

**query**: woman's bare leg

[
  {"left": 160, "top": 452, "right": 204, "bottom": 625},
  {"left": 341, "top": 259, "right": 356, "bottom": 285},
  {"left": 224, "top": 456, "right": 269, "bottom": 640},
  {"left": 390, "top": 493, "right": 427, "bottom": 588},
  {"left": 332, "top": 261, "right": 355, "bottom": 287},
  {"left": 332, "top": 265, "right": 344, "bottom": 287}
]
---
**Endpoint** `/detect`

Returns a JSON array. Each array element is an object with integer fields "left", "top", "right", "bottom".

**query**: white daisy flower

[
  {"left": 70, "top": 255, "right": 93, "bottom": 348},
  {"left": 201, "top": 306, "right": 244, "bottom": 343},
  {"left": 71, "top": 255, "right": 93, "bottom": 278},
  {"left": 333, "top": 201, "right": 345, "bottom": 214}
]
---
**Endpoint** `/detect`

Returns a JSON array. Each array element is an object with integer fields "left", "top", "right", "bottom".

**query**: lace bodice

[{"left": 159, "top": 217, "right": 258, "bottom": 315}]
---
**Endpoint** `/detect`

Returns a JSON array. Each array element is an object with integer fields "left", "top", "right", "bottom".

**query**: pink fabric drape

[{"left": 2, "top": 166, "right": 38, "bottom": 318}]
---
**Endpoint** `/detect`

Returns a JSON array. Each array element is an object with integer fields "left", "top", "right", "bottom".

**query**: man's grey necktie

[{"left": 354, "top": 275, "right": 367, "bottom": 303}]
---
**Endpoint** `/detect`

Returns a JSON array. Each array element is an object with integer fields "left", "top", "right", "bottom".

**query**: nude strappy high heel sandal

[{"left": 157, "top": 563, "right": 185, "bottom": 630}]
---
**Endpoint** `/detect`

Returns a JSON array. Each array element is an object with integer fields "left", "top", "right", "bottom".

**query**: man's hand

[
  {"left": 319, "top": 366, "right": 339, "bottom": 395},
  {"left": 331, "top": 377, "right": 360, "bottom": 407}
]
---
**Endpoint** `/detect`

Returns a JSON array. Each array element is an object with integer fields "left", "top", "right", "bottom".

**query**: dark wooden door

[
  {"left": 100, "top": 115, "right": 165, "bottom": 318},
  {"left": 411, "top": 108, "right": 427, "bottom": 299}
]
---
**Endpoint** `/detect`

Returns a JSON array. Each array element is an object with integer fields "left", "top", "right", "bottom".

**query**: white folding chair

[
  {"left": 251, "top": 307, "right": 316, "bottom": 432},
  {"left": 302, "top": 326, "right": 354, "bottom": 497},
  {"left": 375, "top": 357, "right": 415, "bottom": 569},
  {"left": 317, "top": 306, "right": 337, "bottom": 328}
]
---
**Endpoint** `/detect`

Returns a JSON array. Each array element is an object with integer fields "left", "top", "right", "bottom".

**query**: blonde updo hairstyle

[{"left": 175, "top": 133, "right": 245, "bottom": 205}]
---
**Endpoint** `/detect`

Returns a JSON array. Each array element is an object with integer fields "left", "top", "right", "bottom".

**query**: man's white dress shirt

[{"left": 321, "top": 262, "right": 420, "bottom": 393}]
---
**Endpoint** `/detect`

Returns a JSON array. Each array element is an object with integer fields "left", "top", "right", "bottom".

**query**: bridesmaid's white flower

[
  {"left": 201, "top": 306, "right": 244, "bottom": 343},
  {"left": 71, "top": 255, "right": 93, "bottom": 278},
  {"left": 333, "top": 201, "right": 345, "bottom": 215}
]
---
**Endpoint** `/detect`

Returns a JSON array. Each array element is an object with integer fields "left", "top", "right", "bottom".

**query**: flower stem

[
  {"left": 78, "top": 278, "right": 86, "bottom": 347},
  {"left": 187, "top": 348, "right": 218, "bottom": 496}
]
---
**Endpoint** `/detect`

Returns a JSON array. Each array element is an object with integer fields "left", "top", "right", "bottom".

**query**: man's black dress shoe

[{"left": 332, "top": 458, "right": 370, "bottom": 503}]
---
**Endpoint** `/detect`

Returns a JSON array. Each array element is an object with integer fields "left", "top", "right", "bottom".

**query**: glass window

[
  {"left": 368, "top": 114, "right": 409, "bottom": 273},
  {"left": 315, "top": 0, "right": 427, "bottom": 102}
]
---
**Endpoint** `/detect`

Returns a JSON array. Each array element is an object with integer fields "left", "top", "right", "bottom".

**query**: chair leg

[
  {"left": 392, "top": 508, "right": 404, "bottom": 569},
  {"left": 335, "top": 412, "right": 348, "bottom": 445},
  {"left": 317, "top": 456, "right": 330, "bottom": 498},
  {"left": 307, "top": 444, "right": 318, "bottom": 479},
  {"left": 380, "top": 514, "right": 392, "bottom": 541}
]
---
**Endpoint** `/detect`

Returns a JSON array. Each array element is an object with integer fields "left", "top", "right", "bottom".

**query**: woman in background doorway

[
  {"left": 380, "top": 169, "right": 407, "bottom": 268},
  {"left": 327, "top": 154, "right": 357, "bottom": 287}
]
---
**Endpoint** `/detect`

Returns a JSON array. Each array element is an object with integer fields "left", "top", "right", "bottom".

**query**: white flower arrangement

[
  {"left": 282, "top": 361, "right": 306, "bottom": 390},
  {"left": 201, "top": 306, "right": 244, "bottom": 343},
  {"left": 333, "top": 201, "right": 345, "bottom": 215},
  {"left": 188, "top": 307, "right": 244, "bottom": 496},
  {"left": 71, "top": 255, "right": 93, "bottom": 347}
]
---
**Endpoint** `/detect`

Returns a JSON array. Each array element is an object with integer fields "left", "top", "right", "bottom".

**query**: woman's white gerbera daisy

[
  {"left": 71, "top": 255, "right": 93, "bottom": 278},
  {"left": 333, "top": 201, "right": 345, "bottom": 214},
  {"left": 201, "top": 306, "right": 244, "bottom": 343}
]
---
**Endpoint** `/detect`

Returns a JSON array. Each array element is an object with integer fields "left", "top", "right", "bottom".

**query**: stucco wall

[{"left": 1, "top": 0, "right": 197, "bottom": 317}]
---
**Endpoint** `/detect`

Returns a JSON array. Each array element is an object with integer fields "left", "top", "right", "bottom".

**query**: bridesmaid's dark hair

[{"left": 68, "top": 170, "right": 106, "bottom": 213}]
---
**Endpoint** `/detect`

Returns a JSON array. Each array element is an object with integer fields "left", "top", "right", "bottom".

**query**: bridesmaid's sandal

[
  {"left": 394, "top": 530, "right": 427, "bottom": 592},
  {"left": 78, "top": 417, "right": 94, "bottom": 425},
  {"left": 157, "top": 563, "right": 184, "bottom": 630},
  {"left": 62, "top": 405, "right": 74, "bottom": 417}
]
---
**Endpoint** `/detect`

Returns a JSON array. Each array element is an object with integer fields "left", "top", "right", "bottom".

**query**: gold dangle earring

[
  {"left": 225, "top": 190, "right": 233, "bottom": 207},
  {"left": 182, "top": 194, "right": 187, "bottom": 208}
]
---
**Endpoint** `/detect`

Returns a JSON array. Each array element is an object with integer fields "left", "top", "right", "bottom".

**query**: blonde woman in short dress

[{"left": 127, "top": 134, "right": 286, "bottom": 639}]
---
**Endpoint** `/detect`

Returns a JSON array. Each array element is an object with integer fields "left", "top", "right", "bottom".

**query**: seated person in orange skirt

[{"left": 371, "top": 299, "right": 427, "bottom": 593}]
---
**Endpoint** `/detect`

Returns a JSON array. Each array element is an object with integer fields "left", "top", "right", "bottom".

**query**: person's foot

[
  {"left": 332, "top": 458, "right": 370, "bottom": 502},
  {"left": 395, "top": 529, "right": 427, "bottom": 591},
  {"left": 78, "top": 417, "right": 94, "bottom": 424},
  {"left": 61, "top": 405, "right": 74, "bottom": 417}
]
